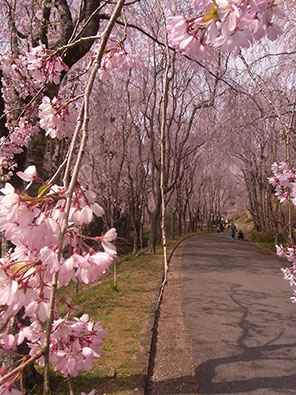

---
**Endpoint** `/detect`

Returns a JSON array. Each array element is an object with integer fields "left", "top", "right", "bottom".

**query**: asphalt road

[{"left": 182, "top": 231, "right": 296, "bottom": 395}]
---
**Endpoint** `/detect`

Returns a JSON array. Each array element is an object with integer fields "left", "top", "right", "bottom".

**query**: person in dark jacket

[{"left": 238, "top": 230, "right": 244, "bottom": 240}]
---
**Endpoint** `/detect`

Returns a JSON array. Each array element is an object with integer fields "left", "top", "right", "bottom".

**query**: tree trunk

[{"left": 147, "top": 197, "right": 161, "bottom": 254}]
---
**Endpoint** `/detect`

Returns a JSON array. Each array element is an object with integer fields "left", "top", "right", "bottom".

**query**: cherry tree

[
  {"left": 212, "top": 83, "right": 286, "bottom": 234},
  {"left": 0, "top": 0, "right": 130, "bottom": 392}
]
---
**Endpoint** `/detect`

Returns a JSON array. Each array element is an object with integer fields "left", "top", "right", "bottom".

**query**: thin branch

[
  {"left": 251, "top": 51, "right": 296, "bottom": 65},
  {"left": 0, "top": 348, "right": 45, "bottom": 386},
  {"left": 54, "top": 34, "right": 102, "bottom": 55}
]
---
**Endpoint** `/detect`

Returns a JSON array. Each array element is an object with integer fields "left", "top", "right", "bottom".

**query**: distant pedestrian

[
  {"left": 238, "top": 230, "right": 244, "bottom": 240},
  {"left": 231, "top": 223, "right": 236, "bottom": 239}
]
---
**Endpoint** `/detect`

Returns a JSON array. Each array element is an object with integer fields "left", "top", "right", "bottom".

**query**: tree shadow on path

[
  {"left": 195, "top": 341, "right": 296, "bottom": 394},
  {"left": 147, "top": 342, "right": 296, "bottom": 394}
]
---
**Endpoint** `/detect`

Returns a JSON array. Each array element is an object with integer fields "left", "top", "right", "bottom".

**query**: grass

[
  {"left": 247, "top": 230, "right": 287, "bottom": 253},
  {"left": 45, "top": 233, "right": 197, "bottom": 395}
]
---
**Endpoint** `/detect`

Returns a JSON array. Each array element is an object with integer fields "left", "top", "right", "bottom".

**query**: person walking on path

[{"left": 231, "top": 223, "right": 236, "bottom": 239}]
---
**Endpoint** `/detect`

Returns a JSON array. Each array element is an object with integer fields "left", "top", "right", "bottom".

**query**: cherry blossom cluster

[
  {"left": 0, "top": 156, "right": 18, "bottom": 182},
  {"left": 26, "top": 44, "right": 69, "bottom": 85},
  {"left": 10, "top": 118, "right": 40, "bottom": 148},
  {"left": 268, "top": 162, "right": 296, "bottom": 205},
  {"left": 0, "top": 38, "right": 135, "bottom": 181},
  {"left": 0, "top": 52, "right": 39, "bottom": 171},
  {"left": 269, "top": 162, "right": 296, "bottom": 302},
  {"left": 0, "top": 167, "right": 117, "bottom": 380},
  {"left": 17, "top": 314, "right": 107, "bottom": 377},
  {"left": 0, "top": 46, "right": 72, "bottom": 179},
  {"left": 276, "top": 244, "right": 296, "bottom": 303},
  {"left": 0, "top": 51, "right": 38, "bottom": 101},
  {"left": 39, "top": 96, "right": 76, "bottom": 139},
  {"left": 1, "top": 44, "right": 68, "bottom": 110},
  {"left": 98, "top": 44, "right": 135, "bottom": 80},
  {"left": 167, "top": 0, "right": 284, "bottom": 60},
  {"left": 0, "top": 119, "right": 40, "bottom": 170}
]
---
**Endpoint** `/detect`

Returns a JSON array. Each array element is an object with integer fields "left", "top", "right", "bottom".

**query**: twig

[{"left": 0, "top": 348, "right": 45, "bottom": 386}]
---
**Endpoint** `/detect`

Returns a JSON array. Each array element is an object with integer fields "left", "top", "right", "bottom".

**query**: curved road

[{"left": 182, "top": 232, "right": 296, "bottom": 395}]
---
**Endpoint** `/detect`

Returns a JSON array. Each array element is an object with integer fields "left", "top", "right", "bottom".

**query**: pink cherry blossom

[
  {"left": 17, "top": 165, "right": 38, "bottom": 182},
  {"left": 40, "top": 247, "right": 60, "bottom": 274},
  {"left": 10, "top": 118, "right": 39, "bottom": 149},
  {"left": 0, "top": 178, "right": 117, "bottom": 333},
  {"left": 69, "top": 186, "right": 105, "bottom": 226},
  {"left": 268, "top": 162, "right": 296, "bottom": 205},
  {"left": 58, "top": 256, "right": 76, "bottom": 287},
  {"left": 0, "top": 270, "right": 18, "bottom": 307},
  {"left": 0, "top": 157, "right": 17, "bottom": 182},
  {"left": 39, "top": 96, "right": 75, "bottom": 139},
  {"left": 73, "top": 252, "right": 114, "bottom": 284},
  {"left": 0, "top": 119, "right": 39, "bottom": 182},
  {"left": 21, "top": 314, "right": 107, "bottom": 377},
  {"left": 277, "top": 242, "right": 296, "bottom": 302},
  {"left": 98, "top": 44, "right": 135, "bottom": 80},
  {"left": 167, "top": 0, "right": 284, "bottom": 59},
  {"left": 102, "top": 228, "right": 117, "bottom": 256},
  {"left": 26, "top": 44, "right": 69, "bottom": 85}
]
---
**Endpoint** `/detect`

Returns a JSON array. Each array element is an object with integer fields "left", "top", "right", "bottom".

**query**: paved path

[{"left": 182, "top": 232, "right": 296, "bottom": 395}]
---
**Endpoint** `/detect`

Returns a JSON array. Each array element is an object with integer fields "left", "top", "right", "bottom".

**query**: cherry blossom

[
  {"left": 101, "top": 228, "right": 118, "bottom": 256},
  {"left": 167, "top": 0, "right": 284, "bottom": 59},
  {"left": 10, "top": 118, "right": 39, "bottom": 149},
  {"left": 277, "top": 244, "right": 296, "bottom": 303},
  {"left": 0, "top": 178, "right": 116, "bottom": 384},
  {"left": 269, "top": 163, "right": 296, "bottom": 302},
  {"left": 39, "top": 96, "right": 75, "bottom": 139},
  {"left": 68, "top": 186, "right": 105, "bottom": 226},
  {"left": 17, "top": 165, "right": 38, "bottom": 182},
  {"left": 18, "top": 314, "right": 107, "bottom": 377},
  {"left": 0, "top": 172, "right": 116, "bottom": 330},
  {"left": 0, "top": 270, "right": 18, "bottom": 307},
  {"left": 268, "top": 162, "right": 296, "bottom": 205},
  {"left": 0, "top": 157, "right": 17, "bottom": 183},
  {"left": 98, "top": 45, "right": 135, "bottom": 80},
  {"left": 0, "top": 117, "right": 40, "bottom": 182},
  {"left": 0, "top": 51, "right": 37, "bottom": 100},
  {"left": 26, "top": 44, "right": 69, "bottom": 85},
  {"left": 72, "top": 251, "right": 114, "bottom": 285}
]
